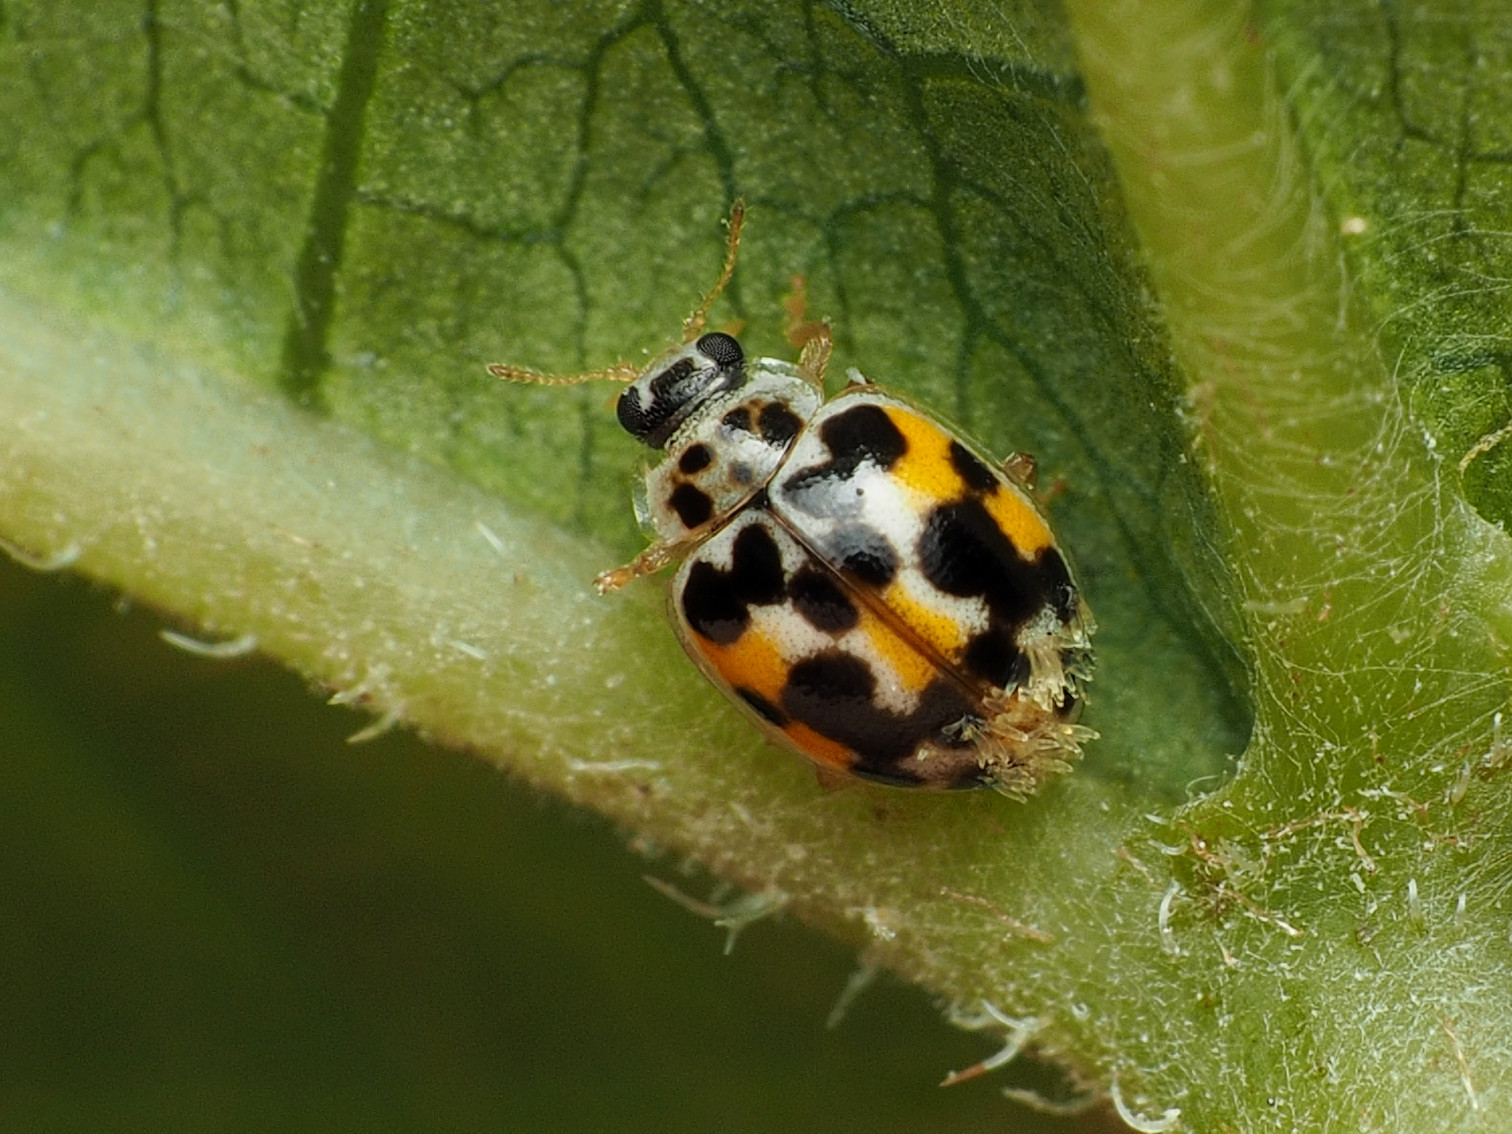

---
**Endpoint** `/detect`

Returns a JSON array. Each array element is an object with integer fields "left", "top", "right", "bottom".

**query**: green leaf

[
  {"left": 1, "top": 0, "right": 1510, "bottom": 1129},
  {"left": 1257, "top": 0, "right": 1512, "bottom": 528}
]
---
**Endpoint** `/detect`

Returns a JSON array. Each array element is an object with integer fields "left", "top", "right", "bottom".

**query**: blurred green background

[{"left": 0, "top": 553, "right": 1123, "bottom": 1132}]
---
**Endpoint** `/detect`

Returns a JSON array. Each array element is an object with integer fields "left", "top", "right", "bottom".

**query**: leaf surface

[{"left": 2, "top": 0, "right": 1511, "bottom": 1128}]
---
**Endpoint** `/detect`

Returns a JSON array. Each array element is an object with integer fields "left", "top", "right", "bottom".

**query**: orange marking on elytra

[
  {"left": 881, "top": 579, "right": 967, "bottom": 661},
  {"left": 859, "top": 603, "right": 944, "bottom": 694},
  {"left": 782, "top": 722, "right": 856, "bottom": 771},
  {"left": 881, "top": 403, "right": 1055, "bottom": 556},
  {"left": 982, "top": 486, "right": 1054, "bottom": 556},
  {"left": 699, "top": 627, "right": 788, "bottom": 706},
  {"left": 697, "top": 626, "right": 859, "bottom": 771},
  {"left": 882, "top": 406, "right": 965, "bottom": 501}
]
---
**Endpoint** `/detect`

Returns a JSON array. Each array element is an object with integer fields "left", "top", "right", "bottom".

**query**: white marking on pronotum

[
  {"left": 159, "top": 629, "right": 259, "bottom": 659},
  {"left": 0, "top": 535, "right": 82, "bottom": 572},
  {"left": 1109, "top": 1070, "right": 1181, "bottom": 1132}
]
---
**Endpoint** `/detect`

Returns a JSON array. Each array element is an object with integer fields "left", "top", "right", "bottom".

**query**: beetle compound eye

[
  {"left": 696, "top": 332, "right": 744, "bottom": 368},
  {"left": 617, "top": 357, "right": 706, "bottom": 447},
  {"left": 615, "top": 384, "right": 652, "bottom": 440}
]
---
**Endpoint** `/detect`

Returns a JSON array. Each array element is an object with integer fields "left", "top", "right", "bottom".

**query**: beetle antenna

[
  {"left": 485, "top": 361, "right": 640, "bottom": 386},
  {"left": 681, "top": 199, "right": 746, "bottom": 342}
]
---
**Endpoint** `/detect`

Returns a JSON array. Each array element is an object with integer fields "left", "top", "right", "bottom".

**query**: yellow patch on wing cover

[
  {"left": 782, "top": 723, "right": 857, "bottom": 771},
  {"left": 694, "top": 624, "right": 860, "bottom": 772},
  {"left": 857, "top": 604, "right": 940, "bottom": 696},
  {"left": 883, "top": 402, "right": 1055, "bottom": 555},
  {"left": 700, "top": 626, "right": 788, "bottom": 706},
  {"left": 982, "top": 485, "right": 1054, "bottom": 556},
  {"left": 881, "top": 405, "right": 964, "bottom": 501},
  {"left": 881, "top": 579, "right": 967, "bottom": 661}
]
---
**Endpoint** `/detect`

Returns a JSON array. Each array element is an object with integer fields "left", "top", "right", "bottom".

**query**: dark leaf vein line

[{"left": 277, "top": 0, "right": 391, "bottom": 409}]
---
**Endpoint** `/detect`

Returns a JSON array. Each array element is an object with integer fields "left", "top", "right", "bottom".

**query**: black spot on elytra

[
  {"left": 963, "top": 630, "right": 1029, "bottom": 689},
  {"left": 788, "top": 566, "right": 858, "bottom": 633},
  {"left": 830, "top": 525, "right": 898, "bottom": 587},
  {"left": 678, "top": 443, "right": 713, "bottom": 475},
  {"left": 680, "top": 522, "right": 786, "bottom": 645},
  {"left": 919, "top": 499, "right": 1046, "bottom": 623},
  {"left": 680, "top": 562, "right": 743, "bottom": 645},
  {"left": 949, "top": 439, "right": 998, "bottom": 493},
  {"left": 721, "top": 406, "right": 753, "bottom": 434},
  {"left": 736, "top": 687, "right": 787, "bottom": 726},
  {"left": 823, "top": 404, "right": 907, "bottom": 469},
  {"left": 669, "top": 483, "right": 714, "bottom": 529},
  {"left": 780, "top": 651, "right": 981, "bottom": 784},
  {"left": 788, "top": 651, "right": 873, "bottom": 705},
  {"left": 732, "top": 524, "right": 787, "bottom": 603},
  {"left": 781, "top": 403, "right": 906, "bottom": 498},
  {"left": 918, "top": 498, "right": 1078, "bottom": 685},
  {"left": 758, "top": 402, "right": 802, "bottom": 446}
]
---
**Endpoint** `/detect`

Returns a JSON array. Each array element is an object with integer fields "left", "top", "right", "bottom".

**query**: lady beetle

[{"left": 489, "top": 203, "right": 1095, "bottom": 795}]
